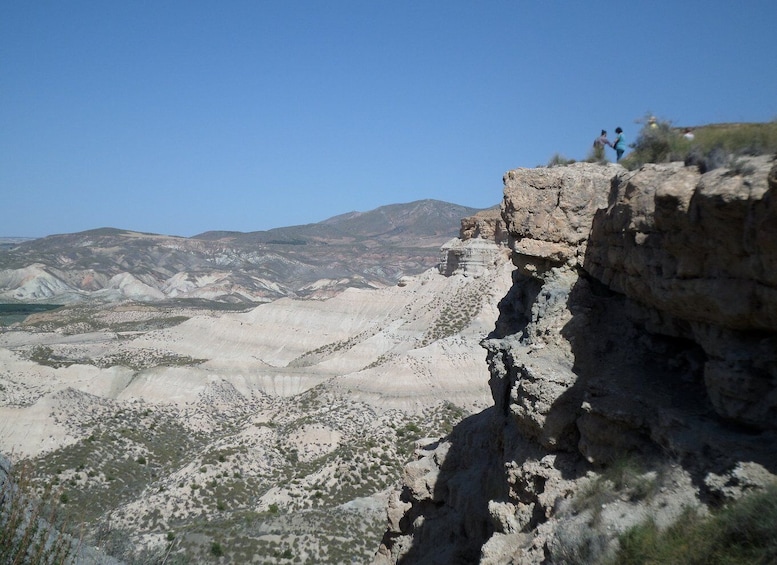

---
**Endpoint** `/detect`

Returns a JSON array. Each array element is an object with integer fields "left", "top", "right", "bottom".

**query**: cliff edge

[{"left": 374, "top": 156, "right": 777, "bottom": 564}]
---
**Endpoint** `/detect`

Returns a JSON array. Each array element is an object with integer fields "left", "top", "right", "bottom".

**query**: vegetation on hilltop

[
  {"left": 621, "top": 117, "right": 777, "bottom": 171},
  {"left": 545, "top": 118, "right": 777, "bottom": 170}
]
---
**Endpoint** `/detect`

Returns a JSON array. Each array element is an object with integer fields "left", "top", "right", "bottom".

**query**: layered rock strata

[
  {"left": 375, "top": 158, "right": 777, "bottom": 564},
  {"left": 439, "top": 208, "right": 508, "bottom": 277}
]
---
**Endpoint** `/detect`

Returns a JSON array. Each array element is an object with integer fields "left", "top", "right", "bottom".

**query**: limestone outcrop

[
  {"left": 374, "top": 157, "right": 777, "bottom": 564},
  {"left": 459, "top": 207, "right": 508, "bottom": 245},
  {"left": 583, "top": 157, "right": 777, "bottom": 429},
  {"left": 438, "top": 238, "right": 506, "bottom": 278},
  {"left": 502, "top": 163, "right": 620, "bottom": 266},
  {"left": 585, "top": 157, "right": 777, "bottom": 331},
  {"left": 439, "top": 207, "right": 508, "bottom": 277}
]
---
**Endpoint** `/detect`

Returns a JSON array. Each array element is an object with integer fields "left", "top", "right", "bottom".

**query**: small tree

[{"left": 627, "top": 114, "right": 681, "bottom": 166}]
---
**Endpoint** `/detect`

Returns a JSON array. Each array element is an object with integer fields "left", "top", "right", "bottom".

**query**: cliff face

[
  {"left": 583, "top": 158, "right": 777, "bottom": 429},
  {"left": 374, "top": 157, "right": 777, "bottom": 564}
]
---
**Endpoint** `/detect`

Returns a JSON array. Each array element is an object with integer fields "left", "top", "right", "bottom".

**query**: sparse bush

[
  {"left": 725, "top": 156, "right": 757, "bottom": 177},
  {"left": 685, "top": 145, "right": 728, "bottom": 173},
  {"left": 547, "top": 153, "right": 576, "bottom": 167},
  {"left": 551, "top": 520, "right": 611, "bottom": 565},
  {"left": 572, "top": 456, "right": 660, "bottom": 524},
  {"left": 609, "top": 484, "right": 777, "bottom": 564},
  {"left": 210, "top": 541, "right": 224, "bottom": 557},
  {"left": 0, "top": 462, "right": 75, "bottom": 564},
  {"left": 28, "top": 345, "right": 76, "bottom": 368},
  {"left": 405, "top": 423, "right": 421, "bottom": 434},
  {"left": 622, "top": 117, "right": 777, "bottom": 171},
  {"left": 623, "top": 115, "right": 681, "bottom": 167}
]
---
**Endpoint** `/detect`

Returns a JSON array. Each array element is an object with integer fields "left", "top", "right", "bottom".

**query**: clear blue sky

[{"left": 2, "top": 1, "right": 775, "bottom": 238}]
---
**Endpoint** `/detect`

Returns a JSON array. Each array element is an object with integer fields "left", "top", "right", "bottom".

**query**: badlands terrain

[
  {"left": 0, "top": 204, "right": 510, "bottom": 564},
  {"left": 7, "top": 138, "right": 776, "bottom": 565}
]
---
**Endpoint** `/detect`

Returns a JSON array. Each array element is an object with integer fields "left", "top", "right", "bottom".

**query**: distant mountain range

[{"left": 0, "top": 199, "right": 486, "bottom": 304}]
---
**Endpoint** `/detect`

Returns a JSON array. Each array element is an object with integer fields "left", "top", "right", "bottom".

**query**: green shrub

[
  {"left": 210, "top": 541, "right": 224, "bottom": 557},
  {"left": 622, "top": 117, "right": 777, "bottom": 171},
  {"left": 610, "top": 484, "right": 777, "bottom": 564}
]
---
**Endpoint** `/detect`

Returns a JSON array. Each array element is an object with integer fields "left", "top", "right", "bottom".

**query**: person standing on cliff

[
  {"left": 613, "top": 127, "right": 626, "bottom": 161},
  {"left": 592, "top": 130, "right": 612, "bottom": 161}
]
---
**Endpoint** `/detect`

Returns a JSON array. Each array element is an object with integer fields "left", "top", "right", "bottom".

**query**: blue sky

[{"left": 2, "top": 1, "right": 775, "bottom": 238}]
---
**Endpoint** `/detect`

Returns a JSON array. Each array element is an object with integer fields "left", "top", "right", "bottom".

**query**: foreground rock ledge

[{"left": 374, "top": 157, "right": 777, "bottom": 565}]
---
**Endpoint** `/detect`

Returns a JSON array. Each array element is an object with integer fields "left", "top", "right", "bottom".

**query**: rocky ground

[{"left": 0, "top": 252, "right": 511, "bottom": 564}]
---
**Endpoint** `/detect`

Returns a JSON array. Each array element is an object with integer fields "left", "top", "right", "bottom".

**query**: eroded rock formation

[
  {"left": 374, "top": 157, "right": 777, "bottom": 564},
  {"left": 459, "top": 207, "right": 509, "bottom": 245},
  {"left": 439, "top": 207, "right": 508, "bottom": 277}
]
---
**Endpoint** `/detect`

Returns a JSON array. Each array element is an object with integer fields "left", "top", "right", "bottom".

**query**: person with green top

[{"left": 613, "top": 127, "right": 626, "bottom": 161}]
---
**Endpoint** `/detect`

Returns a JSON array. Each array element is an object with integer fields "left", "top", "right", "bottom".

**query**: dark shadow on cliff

[
  {"left": 489, "top": 267, "right": 545, "bottom": 341},
  {"left": 381, "top": 270, "right": 547, "bottom": 564},
  {"left": 553, "top": 269, "right": 777, "bottom": 504},
  {"left": 380, "top": 222, "right": 777, "bottom": 562},
  {"left": 544, "top": 157, "right": 777, "bottom": 502},
  {"left": 383, "top": 408, "right": 503, "bottom": 565}
]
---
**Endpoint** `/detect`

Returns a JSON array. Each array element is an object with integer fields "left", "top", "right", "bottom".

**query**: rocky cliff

[{"left": 374, "top": 157, "right": 777, "bottom": 564}]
